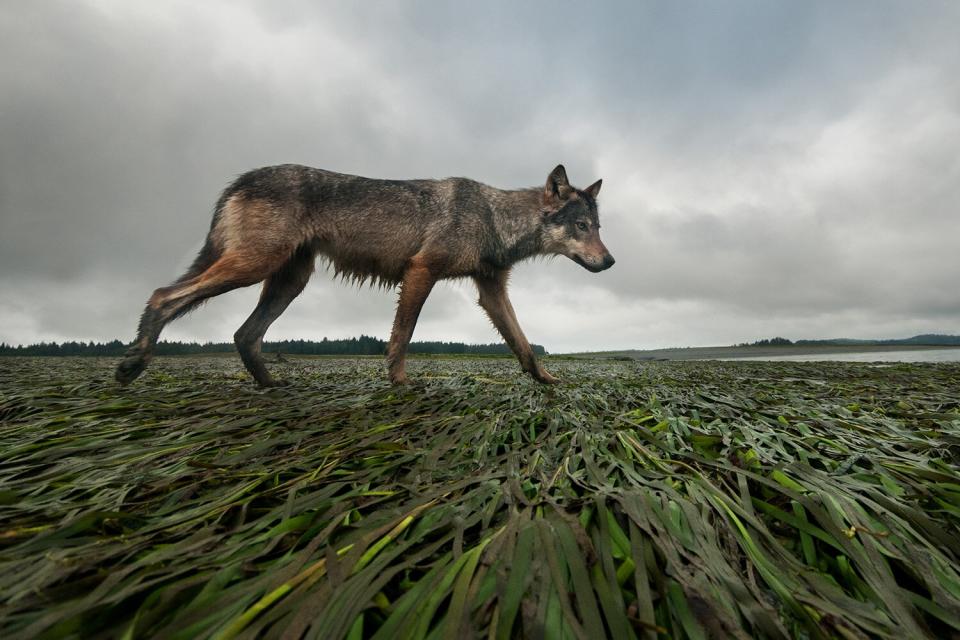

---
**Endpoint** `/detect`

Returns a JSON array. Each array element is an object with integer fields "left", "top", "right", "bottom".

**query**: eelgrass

[{"left": 0, "top": 356, "right": 958, "bottom": 638}]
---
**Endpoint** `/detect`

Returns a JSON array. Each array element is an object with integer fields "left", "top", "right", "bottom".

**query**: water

[{"left": 725, "top": 348, "right": 960, "bottom": 363}]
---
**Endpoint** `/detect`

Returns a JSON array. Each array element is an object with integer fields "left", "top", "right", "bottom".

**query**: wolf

[{"left": 115, "top": 164, "right": 614, "bottom": 387}]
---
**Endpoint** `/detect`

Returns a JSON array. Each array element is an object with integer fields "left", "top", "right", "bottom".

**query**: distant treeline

[
  {"left": 739, "top": 334, "right": 960, "bottom": 347},
  {"left": 0, "top": 336, "right": 546, "bottom": 357}
]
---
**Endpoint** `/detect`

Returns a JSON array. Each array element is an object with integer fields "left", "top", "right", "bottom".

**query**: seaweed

[{"left": 1, "top": 357, "right": 958, "bottom": 639}]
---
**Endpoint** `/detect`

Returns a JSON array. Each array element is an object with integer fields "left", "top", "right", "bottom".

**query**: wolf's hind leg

[
  {"left": 386, "top": 258, "right": 436, "bottom": 384},
  {"left": 475, "top": 272, "right": 559, "bottom": 384},
  {"left": 115, "top": 302, "right": 167, "bottom": 385},
  {"left": 234, "top": 247, "right": 315, "bottom": 387},
  {"left": 115, "top": 252, "right": 274, "bottom": 385}
]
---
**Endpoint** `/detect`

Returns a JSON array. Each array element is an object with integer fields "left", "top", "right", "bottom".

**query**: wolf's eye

[{"left": 576, "top": 221, "right": 588, "bottom": 232}]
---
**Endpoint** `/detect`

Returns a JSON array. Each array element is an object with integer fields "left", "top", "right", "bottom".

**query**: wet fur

[{"left": 116, "top": 164, "right": 613, "bottom": 387}]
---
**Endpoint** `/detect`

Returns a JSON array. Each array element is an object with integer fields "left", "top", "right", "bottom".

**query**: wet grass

[{"left": 1, "top": 356, "right": 959, "bottom": 639}]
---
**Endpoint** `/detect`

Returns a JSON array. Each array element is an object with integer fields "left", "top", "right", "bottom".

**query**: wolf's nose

[{"left": 602, "top": 254, "right": 616, "bottom": 270}]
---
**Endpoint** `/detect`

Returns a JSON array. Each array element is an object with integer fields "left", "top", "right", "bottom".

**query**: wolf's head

[{"left": 540, "top": 165, "right": 615, "bottom": 272}]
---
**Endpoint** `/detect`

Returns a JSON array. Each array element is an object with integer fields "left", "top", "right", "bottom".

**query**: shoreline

[{"left": 571, "top": 344, "right": 960, "bottom": 361}]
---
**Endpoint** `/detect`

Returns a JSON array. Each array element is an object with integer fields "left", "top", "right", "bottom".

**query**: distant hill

[
  {"left": 741, "top": 334, "right": 960, "bottom": 347},
  {"left": 878, "top": 334, "right": 960, "bottom": 346}
]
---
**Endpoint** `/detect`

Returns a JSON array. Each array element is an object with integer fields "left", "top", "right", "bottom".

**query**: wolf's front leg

[
  {"left": 474, "top": 272, "right": 560, "bottom": 384},
  {"left": 387, "top": 258, "right": 437, "bottom": 384}
]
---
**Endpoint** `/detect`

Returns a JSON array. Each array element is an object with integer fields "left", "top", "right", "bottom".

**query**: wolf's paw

[
  {"left": 533, "top": 369, "right": 561, "bottom": 385},
  {"left": 389, "top": 373, "right": 410, "bottom": 386},
  {"left": 115, "top": 356, "right": 147, "bottom": 386}
]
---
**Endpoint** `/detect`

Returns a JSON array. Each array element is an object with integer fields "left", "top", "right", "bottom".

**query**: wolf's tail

[
  {"left": 174, "top": 236, "right": 221, "bottom": 284},
  {"left": 174, "top": 193, "right": 230, "bottom": 283}
]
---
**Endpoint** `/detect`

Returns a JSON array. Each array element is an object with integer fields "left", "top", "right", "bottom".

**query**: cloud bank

[{"left": 2, "top": 1, "right": 958, "bottom": 351}]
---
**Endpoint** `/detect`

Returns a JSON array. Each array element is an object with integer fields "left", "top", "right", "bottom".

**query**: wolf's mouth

[{"left": 572, "top": 254, "right": 605, "bottom": 273}]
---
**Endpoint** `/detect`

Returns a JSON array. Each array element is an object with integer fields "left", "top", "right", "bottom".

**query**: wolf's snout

[{"left": 602, "top": 254, "right": 615, "bottom": 270}]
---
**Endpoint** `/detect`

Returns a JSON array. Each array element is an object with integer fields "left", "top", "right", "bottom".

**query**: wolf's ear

[
  {"left": 584, "top": 179, "right": 602, "bottom": 199},
  {"left": 544, "top": 164, "right": 573, "bottom": 205}
]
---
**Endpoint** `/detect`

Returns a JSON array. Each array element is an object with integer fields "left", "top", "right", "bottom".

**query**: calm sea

[{"left": 725, "top": 348, "right": 960, "bottom": 363}]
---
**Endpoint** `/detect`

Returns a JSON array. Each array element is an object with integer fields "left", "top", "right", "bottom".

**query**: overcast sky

[{"left": 1, "top": 1, "right": 958, "bottom": 352}]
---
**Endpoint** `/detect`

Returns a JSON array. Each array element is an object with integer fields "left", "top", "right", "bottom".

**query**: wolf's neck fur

[{"left": 485, "top": 187, "right": 546, "bottom": 265}]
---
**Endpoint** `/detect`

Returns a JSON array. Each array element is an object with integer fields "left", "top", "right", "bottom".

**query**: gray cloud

[{"left": 1, "top": 1, "right": 958, "bottom": 351}]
